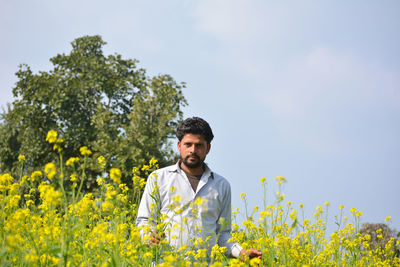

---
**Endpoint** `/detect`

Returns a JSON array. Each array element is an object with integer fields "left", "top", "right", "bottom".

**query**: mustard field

[{"left": 0, "top": 131, "right": 399, "bottom": 266}]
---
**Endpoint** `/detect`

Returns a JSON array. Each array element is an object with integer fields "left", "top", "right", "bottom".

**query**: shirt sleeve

[
  {"left": 216, "top": 181, "right": 243, "bottom": 258},
  {"left": 135, "top": 171, "right": 159, "bottom": 236}
]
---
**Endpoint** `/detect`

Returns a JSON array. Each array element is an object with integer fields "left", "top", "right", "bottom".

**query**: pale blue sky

[{"left": 1, "top": 0, "right": 399, "bottom": 232}]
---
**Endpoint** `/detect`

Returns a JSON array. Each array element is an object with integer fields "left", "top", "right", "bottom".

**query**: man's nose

[{"left": 189, "top": 145, "right": 196, "bottom": 153}]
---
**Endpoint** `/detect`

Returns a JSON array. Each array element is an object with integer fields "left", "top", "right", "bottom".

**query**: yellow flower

[
  {"left": 274, "top": 175, "right": 287, "bottom": 185},
  {"left": 38, "top": 183, "right": 62, "bottom": 206},
  {"left": 0, "top": 173, "right": 11, "bottom": 188},
  {"left": 240, "top": 193, "right": 246, "bottom": 200},
  {"left": 289, "top": 210, "right": 298, "bottom": 220},
  {"left": 30, "top": 171, "right": 43, "bottom": 182},
  {"left": 164, "top": 254, "right": 175, "bottom": 263},
  {"left": 170, "top": 186, "right": 177, "bottom": 193},
  {"left": 143, "top": 251, "right": 153, "bottom": 259},
  {"left": 139, "top": 178, "right": 146, "bottom": 189},
  {"left": 149, "top": 157, "right": 158, "bottom": 167},
  {"left": 109, "top": 168, "right": 122, "bottom": 184},
  {"left": 385, "top": 216, "right": 392, "bottom": 222},
  {"left": 101, "top": 201, "right": 114, "bottom": 213},
  {"left": 44, "top": 163, "right": 57, "bottom": 180},
  {"left": 79, "top": 146, "right": 92, "bottom": 156},
  {"left": 172, "top": 195, "right": 183, "bottom": 203},
  {"left": 70, "top": 174, "right": 78, "bottom": 182},
  {"left": 46, "top": 130, "right": 58, "bottom": 144},
  {"left": 132, "top": 166, "right": 139, "bottom": 175},
  {"left": 141, "top": 164, "right": 150, "bottom": 172},
  {"left": 97, "top": 156, "right": 106, "bottom": 170},
  {"left": 249, "top": 257, "right": 262, "bottom": 267},
  {"left": 149, "top": 203, "right": 156, "bottom": 211},
  {"left": 18, "top": 155, "right": 26, "bottom": 162},
  {"left": 53, "top": 144, "right": 61, "bottom": 152},
  {"left": 105, "top": 186, "right": 117, "bottom": 200},
  {"left": 25, "top": 254, "right": 39, "bottom": 263},
  {"left": 66, "top": 157, "right": 80, "bottom": 166},
  {"left": 350, "top": 207, "right": 357, "bottom": 215},
  {"left": 51, "top": 137, "right": 64, "bottom": 152},
  {"left": 97, "top": 177, "right": 105, "bottom": 186},
  {"left": 119, "top": 183, "right": 129, "bottom": 193},
  {"left": 194, "top": 197, "right": 205, "bottom": 206}
]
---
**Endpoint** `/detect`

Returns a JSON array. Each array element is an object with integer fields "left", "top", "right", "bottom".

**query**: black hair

[{"left": 176, "top": 117, "right": 214, "bottom": 143}]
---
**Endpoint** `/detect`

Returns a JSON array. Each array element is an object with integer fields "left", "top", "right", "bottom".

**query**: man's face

[{"left": 177, "top": 133, "right": 211, "bottom": 169}]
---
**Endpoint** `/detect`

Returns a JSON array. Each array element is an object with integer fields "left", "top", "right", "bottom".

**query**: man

[{"left": 136, "top": 117, "right": 261, "bottom": 261}]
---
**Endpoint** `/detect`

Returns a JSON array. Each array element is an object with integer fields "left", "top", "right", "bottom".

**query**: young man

[{"left": 136, "top": 117, "right": 261, "bottom": 260}]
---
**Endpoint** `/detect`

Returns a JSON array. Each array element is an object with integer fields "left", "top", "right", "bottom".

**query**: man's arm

[
  {"left": 217, "top": 182, "right": 262, "bottom": 259},
  {"left": 136, "top": 172, "right": 159, "bottom": 241},
  {"left": 216, "top": 182, "right": 243, "bottom": 257}
]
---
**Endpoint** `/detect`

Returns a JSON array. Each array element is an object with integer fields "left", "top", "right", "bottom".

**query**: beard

[{"left": 181, "top": 154, "right": 204, "bottom": 169}]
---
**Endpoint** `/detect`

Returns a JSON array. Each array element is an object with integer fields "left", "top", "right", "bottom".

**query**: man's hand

[
  {"left": 239, "top": 248, "right": 262, "bottom": 261},
  {"left": 149, "top": 231, "right": 162, "bottom": 248}
]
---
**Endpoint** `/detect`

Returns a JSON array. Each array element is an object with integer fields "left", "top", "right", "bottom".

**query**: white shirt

[{"left": 136, "top": 161, "right": 242, "bottom": 258}]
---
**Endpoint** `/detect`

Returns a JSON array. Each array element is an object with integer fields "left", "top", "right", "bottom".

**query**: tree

[
  {"left": 0, "top": 35, "right": 187, "bottom": 190},
  {"left": 360, "top": 223, "right": 399, "bottom": 257}
]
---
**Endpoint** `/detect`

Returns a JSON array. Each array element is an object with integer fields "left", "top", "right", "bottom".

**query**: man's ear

[
  {"left": 206, "top": 143, "right": 211, "bottom": 154},
  {"left": 177, "top": 140, "right": 181, "bottom": 153}
]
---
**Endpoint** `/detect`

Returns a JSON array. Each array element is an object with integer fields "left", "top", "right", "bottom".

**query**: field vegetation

[{"left": 0, "top": 131, "right": 399, "bottom": 266}]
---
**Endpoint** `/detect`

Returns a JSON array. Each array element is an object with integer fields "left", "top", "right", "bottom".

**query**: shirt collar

[{"left": 171, "top": 160, "right": 214, "bottom": 179}]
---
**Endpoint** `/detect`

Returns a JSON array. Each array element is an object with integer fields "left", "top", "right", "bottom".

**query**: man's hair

[{"left": 176, "top": 117, "right": 214, "bottom": 143}]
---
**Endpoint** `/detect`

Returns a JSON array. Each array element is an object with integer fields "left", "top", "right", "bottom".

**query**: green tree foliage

[{"left": 0, "top": 35, "right": 187, "bottom": 190}]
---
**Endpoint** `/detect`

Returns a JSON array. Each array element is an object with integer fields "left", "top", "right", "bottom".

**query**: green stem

[
  {"left": 76, "top": 156, "right": 87, "bottom": 202},
  {"left": 58, "top": 153, "right": 67, "bottom": 204}
]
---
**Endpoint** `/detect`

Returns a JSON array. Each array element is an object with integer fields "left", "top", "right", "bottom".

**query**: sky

[{"left": 1, "top": 0, "right": 399, "bottom": 233}]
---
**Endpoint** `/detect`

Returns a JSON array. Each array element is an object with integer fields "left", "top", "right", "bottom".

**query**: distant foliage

[
  {"left": 0, "top": 35, "right": 187, "bottom": 190},
  {"left": 360, "top": 222, "right": 399, "bottom": 256}
]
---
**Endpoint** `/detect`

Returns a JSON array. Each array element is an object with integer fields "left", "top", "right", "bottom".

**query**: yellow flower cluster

[
  {"left": 44, "top": 162, "right": 57, "bottom": 180},
  {"left": 38, "top": 183, "right": 62, "bottom": 208},
  {"left": 98, "top": 155, "right": 106, "bottom": 170},
  {"left": 66, "top": 157, "right": 80, "bottom": 166},
  {"left": 79, "top": 146, "right": 92, "bottom": 156},
  {"left": 46, "top": 130, "right": 64, "bottom": 151},
  {"left": 109, "top": 168, "right": 122, "bottom": 184},
  {"left": 18, "top": 155, "right": 26, "bottom": 162}
]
